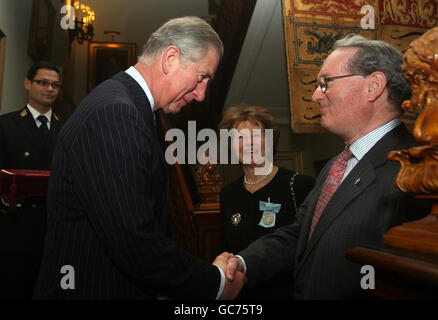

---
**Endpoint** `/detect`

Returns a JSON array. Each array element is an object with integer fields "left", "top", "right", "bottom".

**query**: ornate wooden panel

[{"left": 282, "top": 0, "right": 436, "bottom": 133}]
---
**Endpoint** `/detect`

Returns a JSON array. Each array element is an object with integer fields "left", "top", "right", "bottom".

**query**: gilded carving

[{"left": 388, "top": 26, "right": 438, "bottom": 195}]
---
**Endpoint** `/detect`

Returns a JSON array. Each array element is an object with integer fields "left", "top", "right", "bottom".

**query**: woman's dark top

[{"left": 220, "top": 167, "right": 315, "bottom": 300}]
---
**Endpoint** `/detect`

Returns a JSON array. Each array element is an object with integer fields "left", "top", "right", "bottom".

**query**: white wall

[{"left": 0, "top": 1, "right": 34, "bottom": 114}]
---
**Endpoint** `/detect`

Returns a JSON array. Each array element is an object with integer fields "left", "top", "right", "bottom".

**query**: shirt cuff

[
  {"left": 235, "top": 255, "right": 247, "bottom": 274},
  {"left": 215, "top": 266, "right": 225, "bottom": 300}
]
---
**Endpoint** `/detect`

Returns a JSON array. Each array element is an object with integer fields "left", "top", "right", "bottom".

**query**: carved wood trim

[
  {"left": 156, "top": 111, "right": 222, "bottom": 261},
  {"left": 156, "top": 110, "right": 194, "bottom": 212}
]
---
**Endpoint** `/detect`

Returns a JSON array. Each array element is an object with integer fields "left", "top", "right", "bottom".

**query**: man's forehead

[
  {"left": 199, "top": 49, "right": 220, "bottom": 74},
  {"left": 318, "top": 48, "right": 357, "bottom": 77},
  {"left": 36, "top": 68, "right": 59, "bottom": 78}
]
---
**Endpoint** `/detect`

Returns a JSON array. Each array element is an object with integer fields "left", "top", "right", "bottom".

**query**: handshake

[{"left": 213, "top": 252, "right": 247, "bottom": 300}]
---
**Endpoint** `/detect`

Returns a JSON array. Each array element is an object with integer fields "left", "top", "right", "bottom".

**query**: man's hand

[
  {"left": 213, "top": 252, "right": 246, "bottom": 300},
  {"left": 225, "top": 255, "right": 244, "bottom": 282}
]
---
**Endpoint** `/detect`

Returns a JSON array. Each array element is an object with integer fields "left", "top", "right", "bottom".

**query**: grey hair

[
  {"left": 139, "top": 16, "right": 223, "bottom": 66},
  {"left": 334, "top": 34, "right": 411, "bottom": 110}
]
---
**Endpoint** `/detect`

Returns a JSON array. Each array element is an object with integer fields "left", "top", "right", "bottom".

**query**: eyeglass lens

[{"left": 34, "top": 79, "right": 61, "bottom": 89}]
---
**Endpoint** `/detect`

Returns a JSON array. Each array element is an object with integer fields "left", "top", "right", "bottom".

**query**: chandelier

[{"left": 69, "top": 1, "right": 96, "bottom": 46}]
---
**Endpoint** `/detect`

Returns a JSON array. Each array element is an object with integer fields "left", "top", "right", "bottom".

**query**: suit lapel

[
  {"left": 295, "top": 123, "right": 411, "bottom": 274},
  {"left": 296, "top": 159, "right": 377, "bottom": 273},
  {"left": 294, "top": 170, "right": 327, "bottom": 261}
]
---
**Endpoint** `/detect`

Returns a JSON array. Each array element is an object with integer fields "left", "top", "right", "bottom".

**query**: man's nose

[
  {"left": 312, "top": 85, "right": 324, "bottom": 102},
  {"left": 193, "top": 81, "right": 207, "bottom": 102}
]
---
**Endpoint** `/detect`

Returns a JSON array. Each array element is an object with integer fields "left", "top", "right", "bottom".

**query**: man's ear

[
  {"left": 24, "top": 78, "right": 32, "bottom": 90},
  {"left": 161, "top": 46, "right": 180, "bottom": 75},
  {"left": 366, "top": 71, "right": 387, "bottom": 102}
]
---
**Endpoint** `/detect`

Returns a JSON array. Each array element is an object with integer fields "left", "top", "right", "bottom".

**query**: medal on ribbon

[{"left": 258, "top": 200, "right": 281, "bottom": 228}]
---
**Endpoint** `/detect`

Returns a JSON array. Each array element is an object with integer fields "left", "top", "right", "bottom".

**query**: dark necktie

[
  {"left": 37, "top": 115, "right": 49, "bottom": 140},
  {"left": 308, "top": 147, "right": 353, "bottom": 239}
]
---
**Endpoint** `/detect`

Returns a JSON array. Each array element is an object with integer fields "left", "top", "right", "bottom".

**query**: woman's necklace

[{"left": 244, "top": 163, "right": 274, "bottom": 185}]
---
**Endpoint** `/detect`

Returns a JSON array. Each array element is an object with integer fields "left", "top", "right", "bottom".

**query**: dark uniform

[
  {"left": 220, "top": 167, "right": 315, "bottom": 300},
  {"left": 0, "top": 106, "right": 63, "bottom": 299}
]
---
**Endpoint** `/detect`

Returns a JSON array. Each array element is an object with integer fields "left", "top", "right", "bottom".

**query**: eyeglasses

[
  {"left": 317, "top": 74, "right": 363, "bottom": 93},
  {"left": 32, "top": 79, "right": 61, "bottom": 89}
]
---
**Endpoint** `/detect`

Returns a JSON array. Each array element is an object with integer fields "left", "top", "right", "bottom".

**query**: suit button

[{"left": 24, "top": 152, "right": 30, "bottom": 157}]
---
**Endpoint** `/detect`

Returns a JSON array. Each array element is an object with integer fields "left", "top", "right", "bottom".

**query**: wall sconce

[{"left": 69, "top": 1, "right": 95, "bottom": 47}]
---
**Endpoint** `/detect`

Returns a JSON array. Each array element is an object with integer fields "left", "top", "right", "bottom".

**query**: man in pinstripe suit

[
  {"left": 223, "top": 35, "right": 430, "bottom": 299},
  {"left": 33, "top": 17, "right": 245, "bottom": 299}
]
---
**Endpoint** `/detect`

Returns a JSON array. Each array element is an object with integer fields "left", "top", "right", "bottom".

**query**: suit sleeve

[
  {"left": 238, "top": 189, "right": 313, "bottom": 284},
  {"left": 237, "top": 169, "right": 324, "bottom": 285},
  {"left": 69, "top": 103, "right": 220, "bottom": 299}
]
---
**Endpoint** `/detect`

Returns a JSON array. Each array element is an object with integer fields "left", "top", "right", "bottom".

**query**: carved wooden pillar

[{"left": 194, "top": 161, "right": 222, "bottom": 211}]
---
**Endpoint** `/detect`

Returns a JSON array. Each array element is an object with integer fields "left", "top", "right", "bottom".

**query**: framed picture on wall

[{"left": 87, "top": 42, "right": 136, "bottom": 92}]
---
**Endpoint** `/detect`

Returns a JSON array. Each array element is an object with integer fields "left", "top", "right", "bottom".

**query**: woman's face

[{"left": 232, "top": 120, "right": 267, "bottom": 166}]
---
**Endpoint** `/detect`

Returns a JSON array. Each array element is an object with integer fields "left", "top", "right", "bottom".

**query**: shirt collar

[
  {"left": 125, "top": 66, "right": 155, "bottom": 112},
  {"left": 349, "top": 118, "right": 401, "bottom": 161},
  {"left": 27, "top": 104, "right": 52, "bottom": 123}
]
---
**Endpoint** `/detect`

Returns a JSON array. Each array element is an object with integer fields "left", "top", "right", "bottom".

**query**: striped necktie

[{"left": 309, "top": 147, "right": 353, "bottom": 239}]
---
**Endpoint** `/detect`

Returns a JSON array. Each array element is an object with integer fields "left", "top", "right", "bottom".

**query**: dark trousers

[{"left": 0, "top": 200, "right": 47, "bottom": 299}]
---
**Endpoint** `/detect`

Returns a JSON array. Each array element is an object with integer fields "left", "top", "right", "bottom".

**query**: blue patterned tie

[{"left": 37, "top": 115, "right": 49, "bottom": 140}]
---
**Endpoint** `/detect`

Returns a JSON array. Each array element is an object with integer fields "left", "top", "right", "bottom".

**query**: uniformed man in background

[{"left": 0, "top": 61, "right": 64, "bottom": 299}]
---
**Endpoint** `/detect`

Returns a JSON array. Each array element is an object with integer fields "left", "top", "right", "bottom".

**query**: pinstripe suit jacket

[
  {"left": 238, "top": 123, "right": 430, "bottom": 299},
  {"left": 33, "top": 72, "right": 221, "bottom": 299}
]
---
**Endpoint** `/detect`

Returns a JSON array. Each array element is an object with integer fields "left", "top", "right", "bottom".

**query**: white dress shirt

[
  {"left": 27, "top": 104, "right": 52, "bottom": 130},
  {"left": 343, "top": 117, "right": 401, "bottom": 182}
]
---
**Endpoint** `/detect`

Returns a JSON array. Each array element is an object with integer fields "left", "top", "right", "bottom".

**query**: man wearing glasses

[
  {"left": 0, "top": 61, "right": 63, "bottom": 170},
  {"left": 0, "top": 62, "right": 64, "bottom": 299},
  {"left": 223, "top": 34, "right": 430, "bottom": 299}
]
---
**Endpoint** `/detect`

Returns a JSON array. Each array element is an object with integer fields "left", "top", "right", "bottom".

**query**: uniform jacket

[
  {"left": 0, "top": 106, "right": 63, "bottom": 170},
  {"left": 0, "top": 106, "right": 63, "bottom": 299}
]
